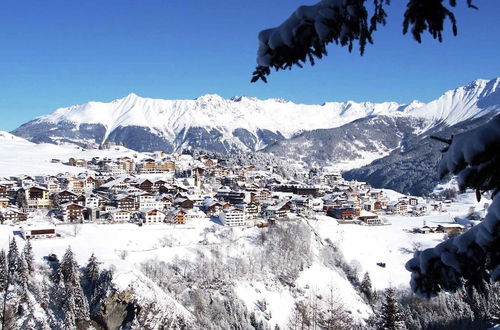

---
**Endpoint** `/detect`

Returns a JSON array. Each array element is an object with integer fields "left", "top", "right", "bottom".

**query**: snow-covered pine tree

[
  {"left": 0, "top": 250, "right": 8, "bottom": 292},
  {"left": 17, "top": 253, "right": 29, "bottom": 292},
  {"left": 23, "top": 240, "right": 34, "bottom": 274},
  {"left": 380, "top": 288, "right": 405, "bottom": 330},
  {"left": 7, "top": 238, "right": 19, "bottom": 275},
  {"left": 360, "top": 271, "right": 374, "bottom": 304},
  {"left": 56, "top": 247, "right": 90, "bottom": 323},
  {"left": 85, "top": 253, "right": 100, "bottom": 286},
  {"left": 62, "top": 283, "right": 76, "bottom": 329}
]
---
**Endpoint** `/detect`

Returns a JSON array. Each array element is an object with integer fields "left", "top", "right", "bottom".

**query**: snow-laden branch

[
  {"left": 251, "top": 0, "right": 477, "bottom": 82},
  {"left": 406, "top": 114, "right": 500, "bottom": 299},
  {"left": 251, "top": 0, "right": 388, "bottom": 82}
]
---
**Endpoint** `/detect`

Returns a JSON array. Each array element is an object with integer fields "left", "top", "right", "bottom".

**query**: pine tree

[
  {"left": 17, "top": 253, "right": 29, "bottom": 301},
  {"left": 85, "top": 253, "right": 100, "bottom": 285},
  {"left": 62, "top": 283, "right": 76, "bottom": 329},
  {"left": 56, "top": 247, "right": 78, "bottom": 284},
  {"left": 380, "top": 288, "right": 404, "bottom": 330},
  {"left": 23, "top": 240, "right": 34, "bottom": 274},
  {"left": 17, "top": 253, "right": 29, "bottom": 287},
  {"left": 0, "top": 250, "right": 8, "bottom": 292},
  {"left": 361, "top": 272, "right": 374, "bottom": 304},
  {"left": 57, "top": 247, "right": 90, "bottom": 323},
  {"left": 7, "top": 238, "right": 19, "bottom": 275}
]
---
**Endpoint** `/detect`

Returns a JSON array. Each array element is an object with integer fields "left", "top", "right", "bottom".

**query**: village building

[
  {"left": 219, "top": 207, "right": 246, "bottom": 226},
  {"left": 358, "top": 211, "right": 382, "bottom": 225},
  {"left": 18, "top": 186, "right": 51, "bottom": 210},
  {"left": 0, "top": 208, "right": 27, "bottom": 223},
  {"left": 111, "top": 209, "right": 131, "bottom": 222},
  {"left": 21, "top": 225, "right": 57, "bottom": 239},
  {"left": 265, "top": 201, "right": 291, "bottom": 219},
  {"left": 327, "top": 207, "right": 355, "bottom": 220},
  {"left": 142, "top": 209, "right": 166, "bottom": 224},
  {"left": 61, "top": 203, "right": 85, "bottom": 222}
]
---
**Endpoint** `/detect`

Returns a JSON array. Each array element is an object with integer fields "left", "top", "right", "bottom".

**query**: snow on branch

[
  {"left": 438, "top": 114, "right": 500, "bottom": 197},
  {"left": 251, "top": 0, "right": 389, "bottom": 82},
  {"left": 406, "top": 114, "right": 500, "bottom": 299},
  {"left": 252, "top": 0, "right": 477, "bottom": 82}
]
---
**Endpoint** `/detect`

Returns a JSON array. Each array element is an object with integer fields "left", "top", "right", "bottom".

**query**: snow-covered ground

[
  {"left": 0, "top": 131, "right": 142, "bottom": 177},
  {"left": 0, "top": 192, "right": 487, "bottom": 327}
]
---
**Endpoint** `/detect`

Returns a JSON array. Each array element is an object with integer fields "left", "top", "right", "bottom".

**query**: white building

[
  {"left": 111, "top": 209, "right": 131, "bottom": 222},
  {"left": 21, "top": 225, "right": 57, "bottom": 239},
  {"left": 139, "top": 194, "right": 163, "bottom": 211},
  {"left": 142, "top": 209, "right": 166, "bottom": 224},
  {"left": 219, "top": 207, "right": 246, "bottom": 226}
]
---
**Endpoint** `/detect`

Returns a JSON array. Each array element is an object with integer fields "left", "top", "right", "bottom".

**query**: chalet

[
  {"left": 255, "top": 189, "right": 271, "bottom": 204},
  {"left": 83, "top": 176, "right": 95, "bottom": 192},
  {"left": 327, "top": 207, "right": 354, "bottom": 220},
  {"left": 46, "top": 179, "right": 61, "bottom": 193},
  {"left": 389, "top": 201, "right": 408, "bottom": 215},
  {"left": 139, "top": 194, "right": 163, "bottom": 210},
  {"left": 436, "top": 224, "right": 466, "bottom": 233},
  {"left": 0, "top": 208, "right": 27, "bottom": 223},
  {"left": 358, "top": 212, "right": 381, "bottom": 225},
  {"left": 138, "top": 179, "right": 154, "bottom": 193},
  {"left": 18, "top": 186, "right": 51, "bottom": 210},
  {"left": 57, "top": 191, "right": 78, "bottom": 205},
  {"left": 84, "top": 194, "right": 101, "bottom": 209},
  {"left": 244, "top": 202, "right": 260, "bottom": 219},
  {"left": 117, "top": 196, "right": 136, "bottom": 211},
  {"left": 219, "top": 207, "right": 245, "bottom": 226},
  {"left": 111, "top": 209, "right": 131, "bottom": 222},
  {"left": 174, "top": 197, "right": 194, "bottom": 209},
  {"left": 142, "top": 209, "right": 166, "bottom": 224},
  {"left": 265, "top": 201, "right": 291, "bottom": 219},
  {"left": 61, "top": 203, "right": 85, "bottom": 222},
  {"left": 64, "top": 177, "right": 84, "bottom": 194},
  {"left": 21, "top": 225, "right": 57, "bottom": 239},
  {"left": 153, "top": 180, "right": 169, "bottom": 192},
  {"left": 203, "top": 200, "right": 223, "bottom": 216},
  {"left": 169, "top": 209, "right": 187, "bottom": 224}
]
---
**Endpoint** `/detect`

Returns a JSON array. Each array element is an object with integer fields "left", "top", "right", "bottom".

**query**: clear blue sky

[{"left": 0, "top": 0, "right": 499, "bottom": 131}]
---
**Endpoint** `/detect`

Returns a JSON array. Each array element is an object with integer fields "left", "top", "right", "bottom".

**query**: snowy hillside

[
  {"left": 0, "top": 131, "right": 140, "bottom": 177},
  {"left": 408, "top": 78, "right": 500, "bottom": 127}
]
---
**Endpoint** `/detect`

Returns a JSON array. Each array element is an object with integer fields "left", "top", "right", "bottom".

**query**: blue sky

[{"left": 0, "top": 0, "right": 499, "bottom": 131}]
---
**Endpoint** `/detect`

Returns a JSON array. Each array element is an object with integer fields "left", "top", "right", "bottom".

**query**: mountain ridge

[{"left": 11, "top": 77, "right": 500, "bottom": 159}]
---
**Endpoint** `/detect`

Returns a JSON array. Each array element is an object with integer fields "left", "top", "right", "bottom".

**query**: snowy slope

[
  {"left": 407, "top": 78, "right": 500, "bottom": 126},
  {"left": 0, "top": 131, "right": 140, "bottom": 177}
]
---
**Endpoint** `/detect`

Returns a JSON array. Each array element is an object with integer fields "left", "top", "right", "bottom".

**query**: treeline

[{"left": 0, "top": 239, "right": 113, "bottom": 329}]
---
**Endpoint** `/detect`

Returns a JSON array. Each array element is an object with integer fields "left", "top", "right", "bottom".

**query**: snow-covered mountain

[{"left": 11, "top": 78, "right": 500, "bottom": 157}]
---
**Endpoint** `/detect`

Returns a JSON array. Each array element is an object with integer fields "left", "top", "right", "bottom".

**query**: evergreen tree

[
  {"left": 56, "top": 247, "right": 78, "bottom": 284},
  {"left": 23, "top": 240, "right": 34, "bottom": 274},
  {"left": 62, "top": 283, "right": 76, "bottom": 329},
  {"left": 7, "top": 238, "right": 19, "bottom": 275},
  {"left": 57, "top": 247, "right": 90, "bottom": 323},
  {"left": 85, "top": 253, "right": 100, "bottom": 285},
  {"left": 0, "top": 250, "right": 8, "bottom": 292},
  {"left": 380, "top": 288, "right": 404, "bottom": 330},
  {"left": 361, "top": 271, "right": 374, "bottom": 303},
  {"left": 17, "top": 253, "right": 29, "bottom": 287}
]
